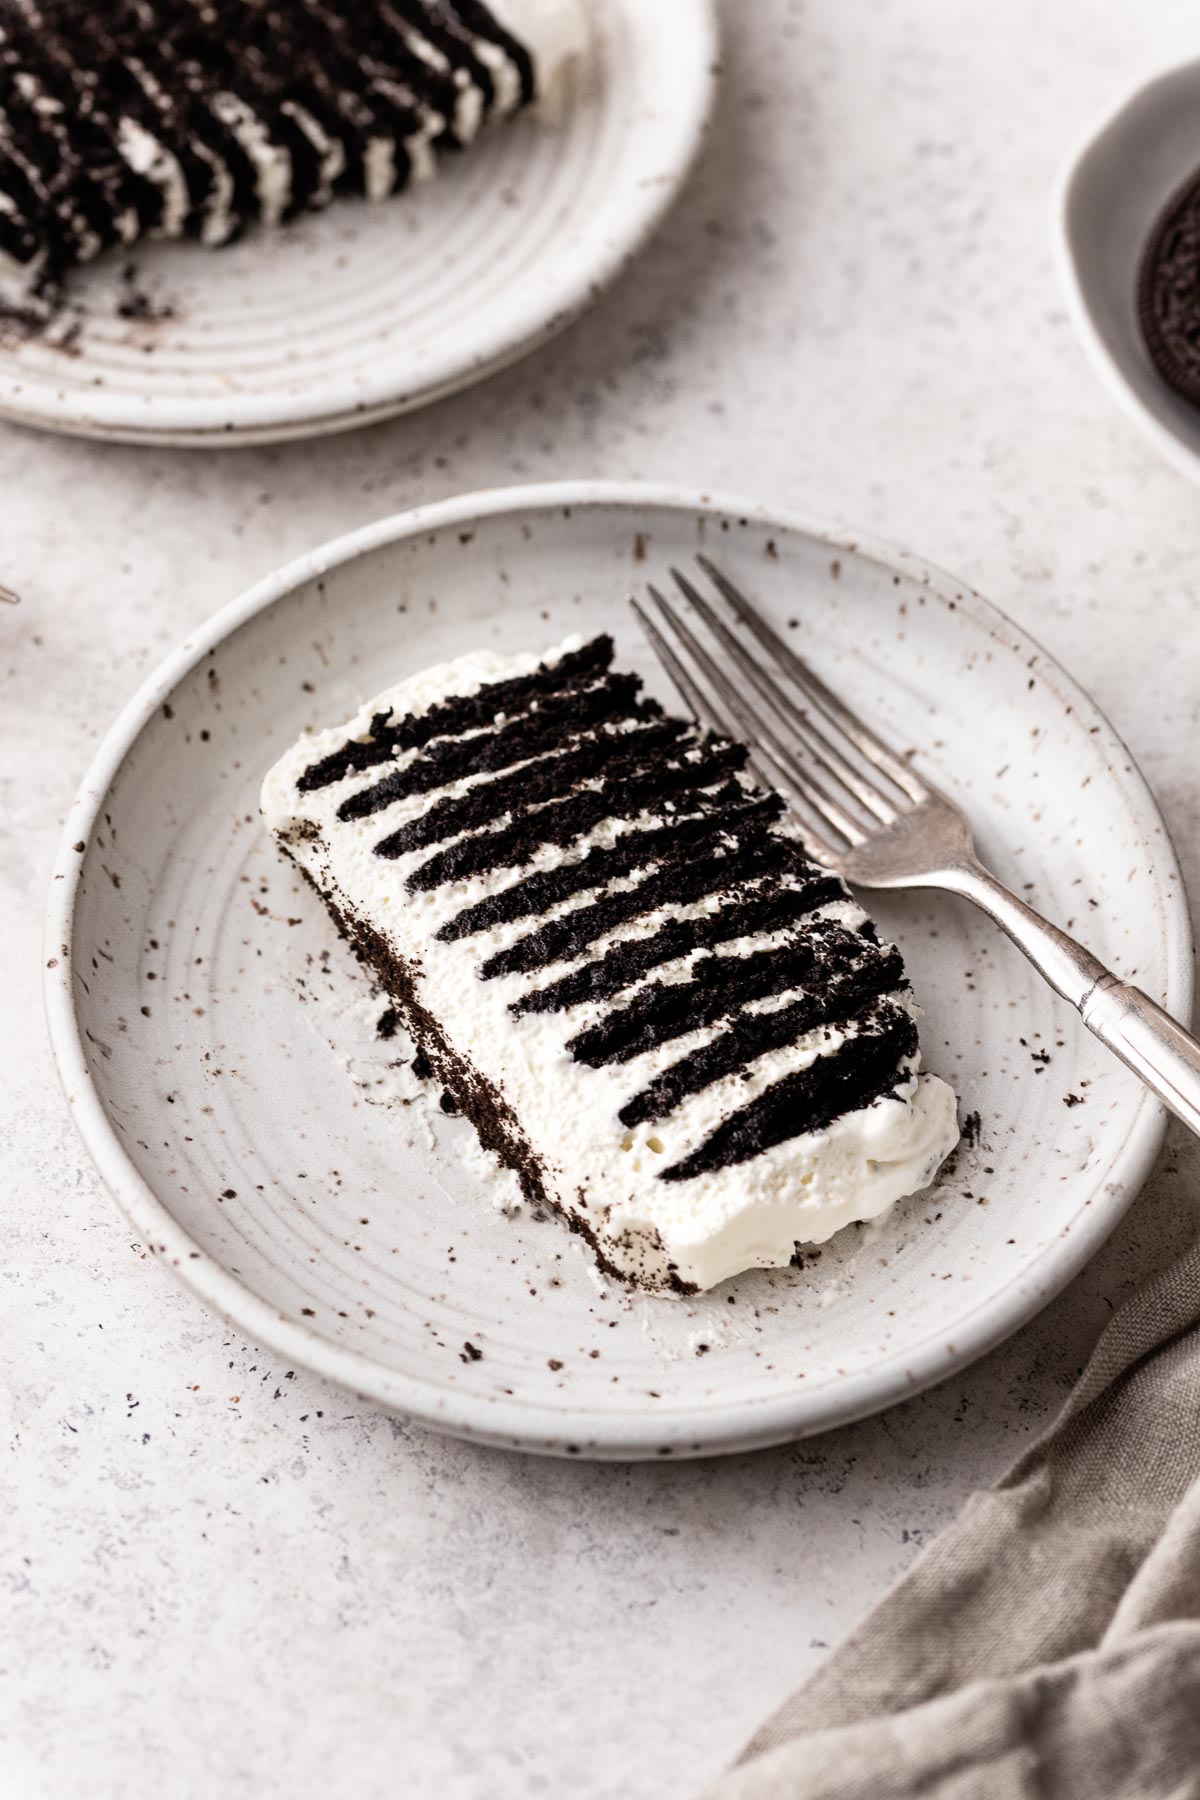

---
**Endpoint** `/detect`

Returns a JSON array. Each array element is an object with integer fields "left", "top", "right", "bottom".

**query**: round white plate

[
  {"left": 46, "top": 483, "right": 1191, "bottom": 1459},
  {"left": 1056, "top": 56, "right": 1200, "bottom": 485},
  {"left": 0, "top": 1, "right": 715, "bottom": 447}
]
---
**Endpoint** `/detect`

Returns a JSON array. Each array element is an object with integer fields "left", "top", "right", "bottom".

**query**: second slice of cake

[
  {"left": 262, "top": 633, "right": 959, "bottom": 1292},
  {"left": 0, "top": 0, "right": 563, "bottom": 311}
]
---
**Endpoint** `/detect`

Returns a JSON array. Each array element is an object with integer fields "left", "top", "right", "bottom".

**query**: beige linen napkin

[{"left": 705, "top": 1236, "right": 1200, "bottom": 1799}]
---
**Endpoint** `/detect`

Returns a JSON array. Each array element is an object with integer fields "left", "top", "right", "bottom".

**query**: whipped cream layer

[
  {"left": 0, "top": 0, "right": 566, "bottom": 309},
  {"left": 262, "top": 637, "right": 959, "bottom": 1292}
]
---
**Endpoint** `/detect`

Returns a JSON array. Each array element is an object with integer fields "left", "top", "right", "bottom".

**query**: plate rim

[
  {"left": 0, "top": 0, "right": 719, "bottom": 448},
  {"left": 44, "top": 479, "right": 1194, "bottom": 1458},
  {"left": 1054, "top": 54, "right": 1200, "bottom": 488}
]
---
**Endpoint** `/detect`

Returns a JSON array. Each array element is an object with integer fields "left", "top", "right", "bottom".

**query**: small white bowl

[{"left": 1056, "top": 56, "right": 1200, "bottom": 484}]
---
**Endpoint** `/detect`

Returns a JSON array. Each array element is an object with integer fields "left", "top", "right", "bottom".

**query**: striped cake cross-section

[{"left": 261, "top": 633, "right": 959, "bottom": 1292}]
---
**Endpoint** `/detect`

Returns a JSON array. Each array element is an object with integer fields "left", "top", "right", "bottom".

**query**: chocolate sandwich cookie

[{"left": 1138, "top": 164, "right": 1200, "bottom": 405}]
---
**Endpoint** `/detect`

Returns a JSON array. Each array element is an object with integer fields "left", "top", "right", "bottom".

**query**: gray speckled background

[{"left": 4, "top": 2, "right": 1200, "bottom": 1794}]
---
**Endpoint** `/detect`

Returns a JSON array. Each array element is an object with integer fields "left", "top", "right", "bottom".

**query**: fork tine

[
  {"left": 629, "top": 596, "right": 710, "bottom": 728},
  {"left": 670, "top": 566, "right": 898, "bottom": 828},
  {"left": 647, "top": 586, "right": 866, "bottom": 850},
  {"left": 634, "top": 595, "right": 844, "bottom": 865},
  {"left": 632, "top": 595, "right": 780, "bottom": 811},
  {"left": 695, "top": 553, "right": 928, "bottom": 803},
  {"left": 632, "top": 595, "right": 802, "bottom": 833}
]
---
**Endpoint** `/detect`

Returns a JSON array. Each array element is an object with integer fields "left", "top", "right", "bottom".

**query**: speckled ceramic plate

[
  {"left": 46, "top": 483, "right": 1192, "bottom": 1458},
  {"left": 1056, "top": 56, "right": 1200, "bottom": 486},
  {"left": 0, "top": 0, "right": 715, "bottom": 447}
]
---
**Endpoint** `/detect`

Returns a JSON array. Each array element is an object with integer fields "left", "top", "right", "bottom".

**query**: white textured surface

[{"left": 4, "top": 1, "right": 1200, "bottom": 1794}]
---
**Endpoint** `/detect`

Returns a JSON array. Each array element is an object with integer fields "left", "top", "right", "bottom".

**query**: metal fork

[{"left": 632, "top": 555, "right": 1200, "bottom": 1137}]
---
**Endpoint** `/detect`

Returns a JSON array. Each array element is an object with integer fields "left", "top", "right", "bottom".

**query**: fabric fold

[{"left": 705, "top": 1236, "right": 1200, "bottom": 1799}]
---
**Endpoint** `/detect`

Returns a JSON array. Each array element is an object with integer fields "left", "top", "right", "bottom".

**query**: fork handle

[{"left": 943, "top": 860, "right": 1200, "bottom": 1138}]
